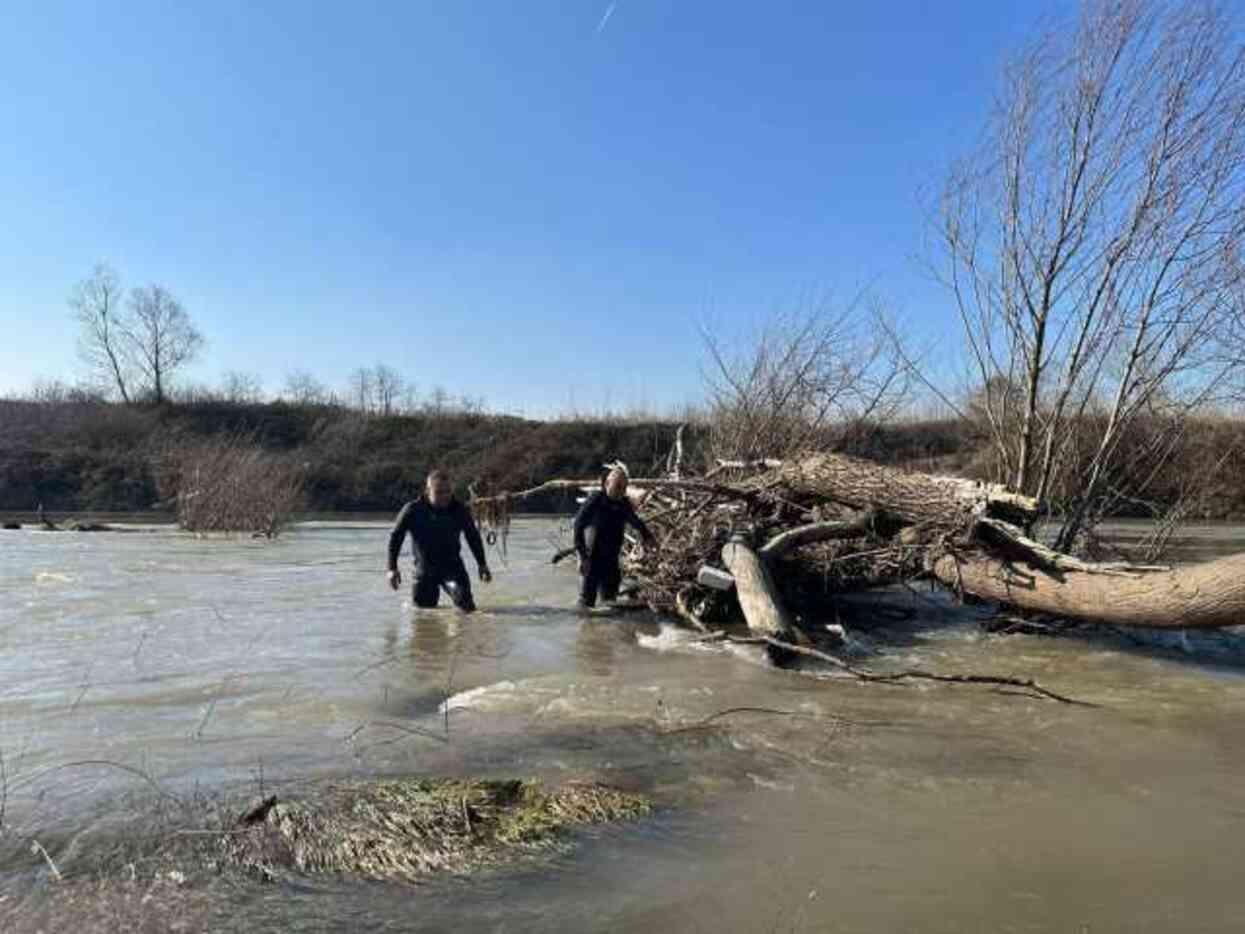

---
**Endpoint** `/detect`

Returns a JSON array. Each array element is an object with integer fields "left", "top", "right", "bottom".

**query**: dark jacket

[
  {"left": 388, "top": 497, "right": 487, "bottom": 571},
  {"left": 573, "top": 491, "right": 654, "bottom": 562}
]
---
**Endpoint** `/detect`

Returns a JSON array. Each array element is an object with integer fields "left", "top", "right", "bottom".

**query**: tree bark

[
  {"left": 756, "top": 452, "right": 1038, "bottom": 527},
  {"left": 931, "top": 552, "right": 1245, "bottom": 630}
]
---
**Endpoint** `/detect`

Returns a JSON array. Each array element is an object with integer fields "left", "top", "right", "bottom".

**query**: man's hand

[
  {"left": 479, "top": 566, "right": 492, "bottom": 583},
  {"left": 386, "top": 569, "right": 401, "bottom": 591},
  {"left": 578, "top": 556, "right": 590, "bottom": 576}
]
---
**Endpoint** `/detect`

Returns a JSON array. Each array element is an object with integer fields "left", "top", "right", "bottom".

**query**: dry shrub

[{"left": 163, "top": 433, "right": 304, "bottom": 536}]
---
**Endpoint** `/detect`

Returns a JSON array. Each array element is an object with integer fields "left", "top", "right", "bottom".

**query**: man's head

[
  {"left": 425, "top": 470, "right": 453, "bottom": 508},
  {"left": 604, "top": 467, "right": 628, "bottom": 501}
]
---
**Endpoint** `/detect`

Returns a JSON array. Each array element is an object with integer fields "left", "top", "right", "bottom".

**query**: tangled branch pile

[{"left": 474, "top": 447, "right": 1245, "bottom": 641}]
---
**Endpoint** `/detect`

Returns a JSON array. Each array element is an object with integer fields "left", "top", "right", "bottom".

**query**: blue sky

[{"left": 0, "top": 1, "right": 1056, "bottom": 416}]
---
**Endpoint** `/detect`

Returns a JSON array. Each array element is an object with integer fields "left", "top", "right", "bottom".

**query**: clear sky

[{"left": 0, "top": 1, "right": 1060, "bottom": 417}]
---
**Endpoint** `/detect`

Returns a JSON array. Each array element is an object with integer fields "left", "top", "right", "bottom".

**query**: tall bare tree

[
  {"left": 372, "top": 364, "right": 404, "bottom": 416},
  {"left": 939, "top": 0, "right": 1245, "bottom": 550},
  {"left": 350, "top": 367, "right": 375, "bottom": 413},
  {"left": 284, "top": 369, "right": 328, "bottom": 406},
  {"left": 70, "top": 264, "right": 133, "bottom": 403},
  {"left": 220, "top": 370, "right": 264, "bottom": 403},
  {"left": 123, "top": 285, "right": 205, "bottom": 404}
]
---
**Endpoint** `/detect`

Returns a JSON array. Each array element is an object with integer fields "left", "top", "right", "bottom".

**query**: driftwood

[
  {"left": 931, "top": 551, "right": 1245, "bottom": 630},
  {"left": 720, "top": 538, "right": 809, "bottom": 646},
  {"left": 759, "top": 512, "right": 876, "bottom": 560},
  {"left": 747, "top": 453, "right": 1039, "bottom": 528},
  {"left": 473, "top": 449, "right": 1245, "bottom": 635}
]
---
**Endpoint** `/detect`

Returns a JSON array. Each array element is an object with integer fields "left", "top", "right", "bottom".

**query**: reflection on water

[{"left": 5, "top": 518, "right": 1245, "bottom": 930}]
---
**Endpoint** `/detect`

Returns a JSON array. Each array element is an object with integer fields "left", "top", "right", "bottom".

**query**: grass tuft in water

[{"left": 214, "top": 777, "right": 650, "bottom": 883}]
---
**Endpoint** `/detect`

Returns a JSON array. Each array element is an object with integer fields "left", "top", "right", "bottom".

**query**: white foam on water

[
  {"left": 636, "top": 623, "right": 718, "bottom": 654},
  {"left": 537, "top": 696, "right": 581, "bottom": 716},
  {"left": 34, "top": 572, "right": 74, "bottom": 584},
  {"left": 747, "top": 773, "right": 795, "bottom": 792},
  {"left": 438, "top": 680, "right": 520, "bottom": 712}
]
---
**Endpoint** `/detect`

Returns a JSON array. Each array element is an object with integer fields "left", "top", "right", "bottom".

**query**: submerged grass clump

[
  {"left": 1, "top": 778, "right": 651, "bottom": 931},
  {"left": 215, "top": 778, "right": 650, "bottom": 883}
]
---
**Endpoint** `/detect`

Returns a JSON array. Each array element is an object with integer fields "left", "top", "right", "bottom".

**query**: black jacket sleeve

[
  {"left": 625, "top": 500, "right": 656, "bottom": 544},
  {"left": 459, "top": 503, "right": 488, "bottom": 568},
  {"left": 387, "top": 501, "right": 415, "bottom": 571},
  {"left": 573, "top": 492, "right": 602, "bottom": 559}
]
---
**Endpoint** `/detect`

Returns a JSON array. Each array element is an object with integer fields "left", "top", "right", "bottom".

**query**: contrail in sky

[{"left": 595, "top": 2, "right": 616, "bottom": 35}]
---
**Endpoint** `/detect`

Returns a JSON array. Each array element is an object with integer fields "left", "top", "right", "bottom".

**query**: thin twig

[
  {"left": 132, "top": 629, "right": 149, "bottom": 667},
  {"left": 343, "top": 721, "right": 450, "bottom": 746},
  {"left": 660, "top": 706, "right": 855, "bottom": 735},
  {"left": 69, "top": 662, "right": 93, "bottom": 714},
  {"left": 721, "top": 635, "right": 1096, "bottom": 706},
  {"left": 30, "top": 839, "right": 62, "bottom": 881},
  {"left": 12, "top": 759, "right": 179, "bottom": 801}
]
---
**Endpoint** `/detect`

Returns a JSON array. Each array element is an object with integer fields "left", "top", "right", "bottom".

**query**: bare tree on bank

[
  {"left": 939, "top": 0, "right": 1245, "bottom": 551},
  {"left": 70, "top": 264, "right": 132, "bottom": 403},
  {"left": 220, "top": 370, "right": 264, "bottom": 404},
  {"left": 283, "top": 369, "right": 329, "bottom": 406},
  {"left": 350, "top": 366, "right": 374, "bottom": 414},
  {"left": 372, "top": 364, "right": 404, "bottom": 416},
  {"left": 123, "top": 286, "right": 205, "bottom": 405}
]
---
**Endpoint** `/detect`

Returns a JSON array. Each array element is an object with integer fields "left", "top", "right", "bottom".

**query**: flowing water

[{"left": 4, "top": 518, "right": 1245, "bottom": 931}]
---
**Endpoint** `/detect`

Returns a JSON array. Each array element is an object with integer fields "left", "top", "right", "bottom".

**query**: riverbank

[{"left": 7, "top": 396, "right": 1245, "bottom": 519}]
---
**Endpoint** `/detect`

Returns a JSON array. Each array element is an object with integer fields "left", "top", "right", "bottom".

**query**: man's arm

[
  {"left": 459, "top": 503, "right": 488, "bottom": 569},
  {"left": 625, "top": 501, "right": 656, "bottom": 545},
  {"left": 572, "top": 492, "right": 601, "bottom": 559},
  {"left": 387, "top": 502, "right": 415, "bottom": 571}
]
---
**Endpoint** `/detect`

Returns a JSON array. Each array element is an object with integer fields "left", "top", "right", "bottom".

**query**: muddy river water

[{"left": 4, "top": 518, "right": 1245, "bottom": 931}]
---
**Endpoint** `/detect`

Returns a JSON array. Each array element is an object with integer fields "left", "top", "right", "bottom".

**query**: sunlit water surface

[{"left": 4, "top": 518, "right": 1245, "bottom": 931}]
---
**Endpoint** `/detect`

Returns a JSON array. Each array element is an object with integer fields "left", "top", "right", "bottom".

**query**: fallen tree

[
  {"left": 471, "top": 450, "right": 1245, "bottom": 642},
  {"left": 929, "top": 552, "right": 1245, "bottom": 630}
]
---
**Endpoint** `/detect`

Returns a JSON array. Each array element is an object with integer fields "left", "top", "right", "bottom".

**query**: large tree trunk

[
  {"left": 745, "top": 453, "right": 1245, "bottom": 630},
  {"left": 931, "top": 552, "right": 1245, "bottom": 630},
  {"left": 756, "top": 453, "right": 1039, "bottom": 527}
]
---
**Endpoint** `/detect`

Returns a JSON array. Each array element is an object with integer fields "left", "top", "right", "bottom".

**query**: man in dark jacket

[
  {"left": 387, "top": 471, "right": 492, "bottom": 611},
  {"left": 573, "top": 466, "right": 656, "bottom": 608}
]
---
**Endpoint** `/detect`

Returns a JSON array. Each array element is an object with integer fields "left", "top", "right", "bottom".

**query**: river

[{"left": 4, "top": 518, "right": 1245, "bottom": 931}]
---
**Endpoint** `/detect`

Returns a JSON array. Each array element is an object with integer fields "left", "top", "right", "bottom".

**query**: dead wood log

[
  {"left": 720, "top": 539, "right": 810, "bottom": 645},
  {"left": 755, "top": 452, "right": 1038, "bottom": 528},
  {"left": 758, "top": 511, "right": 876, "bottom": 560},
  {"left": 971, "top": 518, "right": 1168, "bottom": 576},
  {"left": 931, "top": 551, "right": 1245, "bottom": 630}
]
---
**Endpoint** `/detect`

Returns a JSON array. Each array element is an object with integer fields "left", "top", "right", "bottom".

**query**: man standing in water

[
  {"left": 573, "top": 465, "right": 656, "bottom": 609},
  {"left": 387, "top": 470, "right": 492, "bottom": 611}
]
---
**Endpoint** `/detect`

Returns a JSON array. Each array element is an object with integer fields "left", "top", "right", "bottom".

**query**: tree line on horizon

[{"left": 53, "top": 263, "right": 494, "bottom": 419}]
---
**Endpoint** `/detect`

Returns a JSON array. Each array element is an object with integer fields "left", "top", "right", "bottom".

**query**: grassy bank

[
  {"left": 0, "top": 398, "right": 683, "bottom": 514},
  {"left": 4, "top": 397, "right": 1245, "bottom": 519}
]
